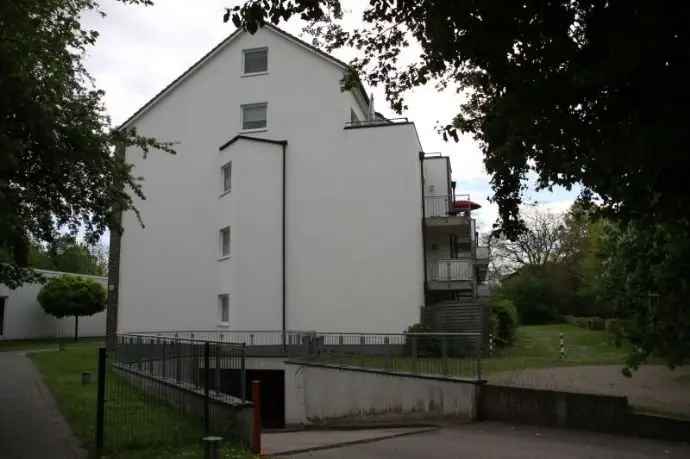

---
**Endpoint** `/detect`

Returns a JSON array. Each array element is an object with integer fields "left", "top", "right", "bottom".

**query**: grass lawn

[
  {"left": 0, "top": 336, "right": 103, "bottom": 352},
  {"left": 483, "top": 323, "right": 629, "bottom": 375},
  {"left": 30, "top": 343, "right": 254, "bottom": 458}
]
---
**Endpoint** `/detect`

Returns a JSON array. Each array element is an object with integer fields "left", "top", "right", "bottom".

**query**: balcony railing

[
  {"left": 344, "top": 117, "right": 409, "bottom": 128},
  {"left": 431, "top": 259, "right": 473, "bottom": 282},
  {"left": 424, "top": 195, "right": 450, "bottom": 217}
]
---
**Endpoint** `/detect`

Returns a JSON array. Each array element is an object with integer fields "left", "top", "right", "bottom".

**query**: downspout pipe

[
  {"left": 281, "top": 142, "right": 287, "bottom": 352},
  {"left": 419, "top": 152, "right": 428, "bottom": 297}
]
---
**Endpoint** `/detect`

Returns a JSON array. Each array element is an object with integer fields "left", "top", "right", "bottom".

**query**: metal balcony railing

[
  {"left": 344, "top": 117, "right": 409, "bottom": 128},
  {"left": 424, "top": 195, "right": 451, "bottom": 217},
  {"left": 431, "top": 259, "right": 474, "bottom": 282}
]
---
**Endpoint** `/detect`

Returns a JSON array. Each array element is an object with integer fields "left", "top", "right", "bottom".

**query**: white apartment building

[{"left": 110, "top": 24, "right": 487, "bottom": 337}]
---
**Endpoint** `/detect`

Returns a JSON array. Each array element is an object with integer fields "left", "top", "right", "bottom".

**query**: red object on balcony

[{"left": 453, "top": 199, "right": 481, "bottom": 210}]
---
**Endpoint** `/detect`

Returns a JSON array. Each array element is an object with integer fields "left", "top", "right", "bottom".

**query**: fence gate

[{"left": 95, "top": 334, "right": 247, "bottom": 455}]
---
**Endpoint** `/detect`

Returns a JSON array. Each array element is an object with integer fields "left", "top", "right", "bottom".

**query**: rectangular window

[
  {"left": 219, "top": 226, "right": 230, "bottom": 258},
  {"left": 243, "top": 48, "right": 268, "bottom": 74},
  {"left": 218, "top": 294, "right": 229, "bottom": 324},
  {"left": 241, "top": 103, "right": 267, "bottom": 130},
  {"left": 0, "top": 297, "right": 5, "bottom": 335},
  {"left": 221, "top": 162, "right": 232, "bottom": 194}
]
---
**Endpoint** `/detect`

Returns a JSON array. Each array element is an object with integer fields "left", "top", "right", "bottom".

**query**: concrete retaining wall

[
  {"left": 115, "top": 365, "right": 253, "bottom": 444},
  {"left": 478, "top": 384, "right": 628, "bottom": 433},
  {"left": 285, "top": 361, "right": 481, "bottom": 425},
  {"left": 478, "top": 384, "right": 690, "bottom": 442}
]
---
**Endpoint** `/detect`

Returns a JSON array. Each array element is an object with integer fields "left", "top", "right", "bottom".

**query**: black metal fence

[
  {"left": 307, "top": 332, "right": 483, "bottom": 379},
  {"left": 96, "top": 334, "right": 248, "bottom": 455},
  {"left": 129, "top": 330, "right": 483, "bottom": 380}
]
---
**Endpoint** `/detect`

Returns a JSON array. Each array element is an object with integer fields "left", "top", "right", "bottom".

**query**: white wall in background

[{"left": 0, "top": 270, "right": 107, "bottom": 340}]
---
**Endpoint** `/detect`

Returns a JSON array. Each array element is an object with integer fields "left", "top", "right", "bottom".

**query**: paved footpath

[
  {"left": 288, "top": 422, "right": 690, "bottom": 459},
  {"left": 0, "top": 351, "right": 85, "bottom": 459}
]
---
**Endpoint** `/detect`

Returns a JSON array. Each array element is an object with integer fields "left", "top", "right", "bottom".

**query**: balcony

[
  {"left": 424, "top": 195, "right": 475, "bottom": 228},
  {"left": 428, "top": 258, "right": 474, "bottom": 291},
  {"left": 476, "top": 246, "right": 489, "bottom": 263}
]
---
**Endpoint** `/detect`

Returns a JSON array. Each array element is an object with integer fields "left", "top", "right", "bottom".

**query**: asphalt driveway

[{"left": 284, "top": 422, "right": 690, "bottom": 458}]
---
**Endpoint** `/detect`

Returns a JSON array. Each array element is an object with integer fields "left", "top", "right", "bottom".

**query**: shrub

[
  {"left": 497, "top": 265, "right": 568, "bottom": 324},
  {"left": 38, "top": 275, "right": 106, "bottom": 341},
  {"left": 405, "top": 323, "right": 440, "bottom": 356},
  {"left": 489, "top": 298, "right": 519, "bottom": 346}
]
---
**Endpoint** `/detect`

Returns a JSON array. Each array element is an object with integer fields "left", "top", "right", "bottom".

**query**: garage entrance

[{"left": 220, "top": 368, "right": 285, "bottom": 428}]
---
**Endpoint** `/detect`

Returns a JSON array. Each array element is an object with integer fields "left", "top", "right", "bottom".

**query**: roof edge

[
  {"left": 219, "top": 135, "right": 288, "bottom": 151},
  {"left": 118, "top": 27, "right": 245, "bottom": 131},
  {"left": 117, "top": 24, "right": 371, "bottom": 132}
]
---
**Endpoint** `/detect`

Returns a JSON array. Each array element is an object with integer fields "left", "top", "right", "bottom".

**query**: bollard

[
  {"left": 202, "top": 436, "right": 223, "bottom": 459},
  {"left": 559, "top": 332, "right": 566, "bottom": 359},
  {"left": 251, "top": 380, "right": 262, "bottom": 455}
]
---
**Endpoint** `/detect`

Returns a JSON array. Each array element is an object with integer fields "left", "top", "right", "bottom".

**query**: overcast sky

[{"left": 82, "top": 0, "right": 578, "bottom": 233}]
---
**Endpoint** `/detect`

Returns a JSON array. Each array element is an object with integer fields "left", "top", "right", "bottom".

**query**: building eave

[{"left": 219, "top": 134, "right": 288, "bottom": 151}]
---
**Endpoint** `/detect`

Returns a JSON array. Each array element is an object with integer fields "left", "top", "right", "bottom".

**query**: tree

[
  {"left": 598, "top": 222, "right": 690, "bottom": 373},
  {"left": 45, "top": 235, "right": 108, "bottom": 276},
  {"left": 491, "top": 209, "right": 566, "bottom": 271},
  {"left": 227, "top": 1, "right": 690, "bottom": 238},
  {"left": 38, "top": 275, "right": 107, "bottom": 341},
  {"left": 0, "top": 0, "right": 173, "bottom": 289},
  {"left": 227, "top": 0, "right": 690, "bottom": 367}
]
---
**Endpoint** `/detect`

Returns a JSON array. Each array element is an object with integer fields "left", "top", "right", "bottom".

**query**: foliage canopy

[
  {"left": 228, "top": 0, "right": 690, "bottom": 239},
  {"left": 0, "top": 0, "right": 172, "bottom": 289}
]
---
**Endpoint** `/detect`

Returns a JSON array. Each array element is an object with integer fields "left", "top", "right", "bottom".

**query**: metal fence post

[
  {"left": 476, "top": 336, "right": 482, "bottom": 381},
  {"left": 251, "top": 380, "right": 262, "bottom": 455},
  {"left": 411, "top": 336, "right": 418, "bottom": 373},
  {"left": 176, "top": 339, "right": 182, "bottom": 383},
  {"left": 96, "top": 347, "right": 106, "bottom": 454},
  {"left": 240, "top": 344, "right": 247, "bottom": 402},
  {"left": 214, "top": 344, "right": 221, "bottom": 393},
  {"left": 442, "top": 337, "right": 449, "bottom": 375},
  {"left": 204, "top": 341, "right": 210, "bottom": 435},
  {"left": 161, "top": 339, "right": 166, "bottom": 379}
]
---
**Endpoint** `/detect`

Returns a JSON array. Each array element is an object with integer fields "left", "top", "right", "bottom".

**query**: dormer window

[{"left": 243, "top": 48, "right": 268, "bottom": 74}]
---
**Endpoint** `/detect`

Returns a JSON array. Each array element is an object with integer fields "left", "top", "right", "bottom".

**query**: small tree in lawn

[{"left": 38, "top": 276, "right": 106, "bottom": 341}]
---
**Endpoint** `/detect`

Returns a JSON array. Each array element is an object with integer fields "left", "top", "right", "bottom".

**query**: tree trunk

[{"left": 74, "top": 315, "right": 79, "bottom": 342}]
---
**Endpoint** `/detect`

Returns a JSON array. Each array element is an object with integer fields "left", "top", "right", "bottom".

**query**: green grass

[
  {"left": 30, "top": 344, "right": 254, "bottom": 458},
  {"left": 311, "top": 324, "right": 629, "bottom": 379},
  {"left": 0, "top": 336, "right": 103, "bottom": 352},
  {"left": 483, "top": 323, "right": 629, "bottom": 374}
]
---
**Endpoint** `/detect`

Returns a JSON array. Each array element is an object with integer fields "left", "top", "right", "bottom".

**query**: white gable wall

[{"left": 118, "top": 27, "right": 423, "bottom": 334}]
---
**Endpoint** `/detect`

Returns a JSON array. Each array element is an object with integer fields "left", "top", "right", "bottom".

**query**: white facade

[
  {"left": 0, "top": 270, "right": 107, "bottom": 340},
  {"left": 116, "top": 25, "right": 425, "bottom": 334}
]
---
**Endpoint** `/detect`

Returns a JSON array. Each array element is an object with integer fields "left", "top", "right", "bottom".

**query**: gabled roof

[{"left": 118, "top": 24, "right": 370, "bottom": 130}]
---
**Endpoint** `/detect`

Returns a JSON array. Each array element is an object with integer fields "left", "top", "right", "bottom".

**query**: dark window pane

[
  {"left": 242, "top": 104, "right": 267, "bottom": 130},
  {"left": 244, "top": 49, "right": 267, "bottom": 73}
]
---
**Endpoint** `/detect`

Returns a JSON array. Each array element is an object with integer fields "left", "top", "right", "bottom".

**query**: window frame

[
  {"left": 242, "top": 47, "right": 268, "bottom": 75},
  {"left": 219, "top": 226, "right": 231, "bottom": 259},
  {"left": 218, "top": 294, "right": 230, "bottom": 326},
  {"left": 241, "top": 103, "right": 268, "bottom": 131},
  {"left": 221, "top": 161, "right": 232, "bottom": 196}
]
